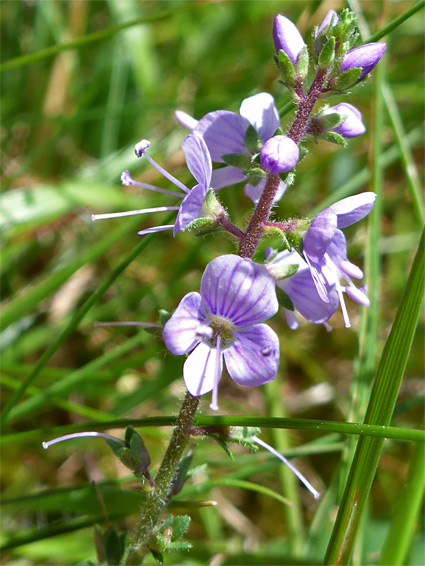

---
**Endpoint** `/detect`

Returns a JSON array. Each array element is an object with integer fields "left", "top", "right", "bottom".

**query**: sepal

[
  {"left": 319, "top": 131, "right": 347, "bottom": 147},
  {"left": 267, "top": 262, "right": 299, "bottom": 280},
  {"left": 184, "top": 217, "right": 222, "bottom": 237},
  {"left": 276, "top": 287, "right": 295, "bottom": 311},
  {"left": 221, "top": 153, "right": 253, "bottom": 169},
  {"left": 244, "top": 125, "right": 262, "bottom": 154},
  {"left": 333, "top": 67, "right": 362, "bottom": 90},
  {"left": 276, "top": 49, "right": 296, "bottom": 87},
  {"left": 295, "top": 45, "right": 309, "bottom": 81},
  {"left": 318, "top": 36, "right": 336, "bottom": 69},
  {"left": 106, "top": 426, "right": 152, "bottom": 484}
]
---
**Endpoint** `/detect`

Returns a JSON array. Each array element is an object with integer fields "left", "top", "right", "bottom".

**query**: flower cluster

[{"left": 91, "top": 9, "right": 385, "bottom": 410}]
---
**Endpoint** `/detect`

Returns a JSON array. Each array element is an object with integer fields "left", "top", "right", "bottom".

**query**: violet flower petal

[
  {"left": 183, "top": 342, "right": 223, "bottom": 396},
  {"left": 224, "top": 324, "right": 279, "bottom": 386},
  {"left": 304, "top": 208, "right": 338, "bottom": 262},
  {"left": 173, "top": 183, "right": 208, "bottom": 235},
  {"left": 317, "top": 9, "right": 339, "bottom": 36},
  {"left": 239, "top": 93, "right": 281, "bottom": 143},
  {"left": 194, "top": 110, "right": 248, "bottom": 162},
  {"left": 329, "top": 192, "right": 376, "bottom": 228},
  {"left": 182, "top": 133, "right": 212, "bottom": 188},
  {"left": 211, "top": 166, "right": 247, "bottom": 190},
  {"left": 200, "top": 255, "right": 278, "bottom": 325},
  {"left": 162, "top": 292, "right": 205, "bottom": 355}
]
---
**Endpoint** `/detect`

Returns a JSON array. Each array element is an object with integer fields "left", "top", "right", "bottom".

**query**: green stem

[{"left": 124, "top": 392, "right": 199, "bottom": 564}]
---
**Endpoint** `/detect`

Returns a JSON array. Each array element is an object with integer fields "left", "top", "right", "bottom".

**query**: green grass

[{"left": 1, "top": 1, "right": 424, "bottom": 565}]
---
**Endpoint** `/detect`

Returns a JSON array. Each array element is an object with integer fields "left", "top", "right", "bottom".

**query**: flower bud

[
  {"left": 340, "top": 42, "right": 386, "bottom": 79},
  {"left": 315, "top": 9, "right": 339, "bottom": 55},
  {"left": 321, "top": 103, "right": 366, "bottom": 138},
  {"left": 318, "top": 9, "right": 339, "bottom": 36},
  {"left": 273, "top": 14, "right": 306, "bottom": 65},
  {"left": 260, "top": 135, "right": 299, "bottom": 174}
]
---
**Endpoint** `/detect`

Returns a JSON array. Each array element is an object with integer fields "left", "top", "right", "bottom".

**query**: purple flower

[
  {"left": 92, "top": 133, "right": 213, "bottom": 237},
  {"left": 163, "top": 255, "right": 279, "bottom": 410},
  {"left": 340, "top": 43, "right": 386, "bottom": 80},
  {"left": 321, "top": 103, "right": 366, "bottom": 138},
  {"left": 266, "top": 249, "right": 339, "bottom": 330},
  {"left": 273, "top": 14, "right": 306, "bottom": 65},
  {"left": 260, "top": 135, "right": 299, "bottom": 174},
  {"left": 175, "top": 93, "right": 287, "bottom": 202},
  {"left": 303, "top": 193, "right": 376, "bottom": 327}
]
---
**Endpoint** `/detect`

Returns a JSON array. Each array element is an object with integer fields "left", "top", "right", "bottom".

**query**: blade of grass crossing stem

[
  {"left": 0, "top": 213, "right": 175, "bottom": 426},
  {"left": 265, "top": 374, "right": 305, "bottom": 555},
  {"left": 3, "top": 417, "right": 424, "bottom": 447},
  {"left": 381, "top": 82, "right": 425, "bottom": 225},
  {"left": 325, "top": 228, "right": 425, "bottom": 565},
  {"left": 339, "top": 53, "right": 385, "bottom": 499},
  {"left": 379, "top": 440, "right": 425, "bottom": 565}
]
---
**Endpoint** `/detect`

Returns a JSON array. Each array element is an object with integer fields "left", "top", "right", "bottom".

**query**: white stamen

[
  {"left": 137, "top": 225, "right": 175, "bottom": 236},
  {"left": 134, "top": 139, "right": 151, "bottom": 157},
  {"left": 42, "top": 431, "right": 124, "bottom": 450},
  {"left": 121, "top": 170, "right": 185, "bottom": 198},
  {"left": 335, "top": 279, "right": 351, "bottom": 328},
  {"left": 91, "top": 206, "right": 179, "bottom": 221},
  {"left": 252, "top": 436, "right": 320, "bottom": 499},
  {"left": 141, "top": 149, "right": 190, "bottom": 194},
  {"left": 209, "top": 335, "right": 221, "bottom": 411}
]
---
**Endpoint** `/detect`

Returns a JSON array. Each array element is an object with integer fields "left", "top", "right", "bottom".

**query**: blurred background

[{"left": 1, "top": 1, "right": 424, "bottom": 564}]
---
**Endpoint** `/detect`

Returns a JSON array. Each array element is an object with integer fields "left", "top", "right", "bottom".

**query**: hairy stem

[{"left": 124, "top": 392, "right": 200, "bottom": 564}]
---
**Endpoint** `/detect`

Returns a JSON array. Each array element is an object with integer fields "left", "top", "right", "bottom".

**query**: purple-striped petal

[
  {"left": 239, "top": 93, "right": 280, "bottom": 143},
  {"left": 173, "top": 183, "right": 208, "bottom": 235},
  {"left": 224, "top": 324, "right": 279, "bottom": 386},
  {"left": 200, "top": 255, "right": 278, "bottom": 326},
  {"left": 304, "top": 208, "right": 338, "bottom": 262},
  {"left": 182, "top": 133, "right": 212, "bottom": 188},
  {"left": 183, "top": 342, "right": 222, "bottom": 396},
  {"left": 194, "top": 110, "right": 248, "bottom": 162},
  {"left": 162, "top": 292, "right": 205, "bottom": 355},
  {"left": 329, "top": 192, "right": 376, "bottom": 228}
]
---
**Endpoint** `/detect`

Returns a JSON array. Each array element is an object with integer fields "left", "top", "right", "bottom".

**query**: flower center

[{"left": 205, "top": 316, "right": 235, "bottom": 349}]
